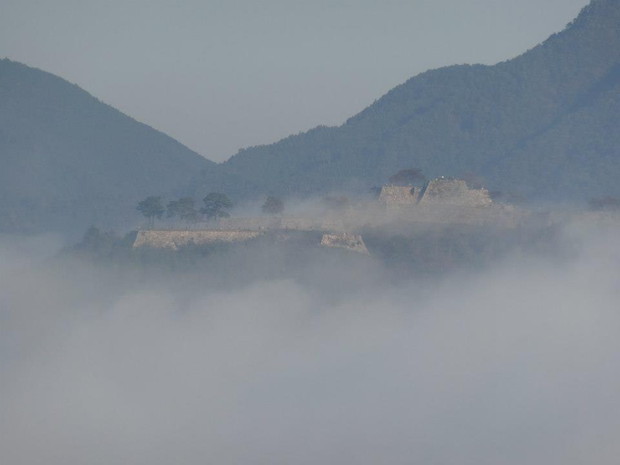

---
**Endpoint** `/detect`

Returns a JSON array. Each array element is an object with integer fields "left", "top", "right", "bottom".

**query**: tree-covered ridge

[
  {"left": 0, "top": 59, "right": 222, "bottom": 234},
  {"left": 2, "top": 0, "right": 618, "bottom": 236},
  {"left": 217, "top": 0, "right": 620, "bottom": 203}
]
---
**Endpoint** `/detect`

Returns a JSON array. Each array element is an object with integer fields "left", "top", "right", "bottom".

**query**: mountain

[
  {"left": 215, "top": 0, "right": 620, "bottom": 203},
  {"left": 0, "top": 59, "right": 218, "bottom": 235},
  {"left": 2, "top": 0, "right": 618, "bottom": 237}
]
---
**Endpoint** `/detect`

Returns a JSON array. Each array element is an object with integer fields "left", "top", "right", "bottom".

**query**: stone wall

[
  {"left": 133, "top": 230, "right": 263, "bottom": 250},
  {"left": 320, "top": 233, "right": 369, "bottom": 254},
  {"left": 379, "top": 185, "right": 421, "bottom": 205},
  {"left": 418, "top": 178, "right": 492, "bottom": 207},
  {"left": 378, "top": 179, "right": 491, "bottom": 208}
]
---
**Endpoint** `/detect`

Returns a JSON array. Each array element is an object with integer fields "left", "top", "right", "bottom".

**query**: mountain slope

[
  {"left": 0, "top": 59, "right": 217, "bottom": 234},
  {"left": 217, "top": 0, "right": 620, "bottom": 202}
]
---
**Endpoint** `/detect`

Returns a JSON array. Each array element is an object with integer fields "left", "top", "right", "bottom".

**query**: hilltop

[
  {"left": 214, "top": 0, "right": 620, "bottom": 203},
  {"left": 0, "top": 59, "right": 222, "bottom": 235}
]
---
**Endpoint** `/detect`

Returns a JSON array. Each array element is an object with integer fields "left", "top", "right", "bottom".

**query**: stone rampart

[
  {"left": 418, "top": 178, "right": 492, "bottom": 207},
  {"left": 379, "top": 186, "right": 421, "bottom": 206},
  {"left": 133, "top": 230, "right": 263, "bottom": 250},
  {"left": 320, "top": 233, "right": 369, "bottom": 254},
  {"left": 378, "top": 179, "right": 492, "bottom": 208}
]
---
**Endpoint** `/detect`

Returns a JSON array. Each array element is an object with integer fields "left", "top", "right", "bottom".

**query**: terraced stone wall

[{"left": 133, "top": 230, "right": 262, "bottom": 250}]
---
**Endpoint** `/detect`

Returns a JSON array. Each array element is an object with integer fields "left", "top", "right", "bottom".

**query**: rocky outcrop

[
  {"left": 133, "top": 230, "right": 262, "bottom": 250},
  {"left": 320, "top": 233, "right": 369, "bottom": 254}
]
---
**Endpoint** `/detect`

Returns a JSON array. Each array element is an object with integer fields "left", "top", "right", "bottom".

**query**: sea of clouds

[{"left": 1, "top": 222, "right": 620, "bottom": 464}]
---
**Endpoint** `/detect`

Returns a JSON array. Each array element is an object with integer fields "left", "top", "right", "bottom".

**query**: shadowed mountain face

[
  {"left": 218, "top": 0, "right": 620, "bottom": 203},
  {"left": 2, "top": 0, "right": 618, "bottom": 236},
  {"left": 0, "top": 59, "right": 219, "bottom": 235}
]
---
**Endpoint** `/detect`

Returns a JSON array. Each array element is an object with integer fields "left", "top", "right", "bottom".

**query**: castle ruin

[
  {"left": 134, "top": 177, "right": 502, "bottom": 253},
  {"left": 379, "top": 177, "right": 492, "bottom": 208}
]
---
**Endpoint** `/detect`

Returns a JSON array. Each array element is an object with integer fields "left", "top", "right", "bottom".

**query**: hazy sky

[{"left": 1, "top": 0, "right": 588, "bottom": 161}]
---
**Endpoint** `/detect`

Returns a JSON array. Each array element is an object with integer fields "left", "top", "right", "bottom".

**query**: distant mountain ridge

[
  {"left": 213, "top": 0, "right": 620, "bottom": 202},
  {"left": 0, "top": 59, "right": 219, "bottom": 234},
  {"left": 1, "top": 0, "right": 619, "bottom": 235}
]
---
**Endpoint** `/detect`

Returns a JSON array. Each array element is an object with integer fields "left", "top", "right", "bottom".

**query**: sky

[{"left": 1, "top": 0, "right": 589, "bottom": 161}]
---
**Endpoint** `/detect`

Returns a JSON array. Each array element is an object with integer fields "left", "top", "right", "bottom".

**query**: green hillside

[
  {"left": 0, "top": 59, "right": 218, "bottom": 234},
  {"left": 217, "top": 0, "right": 620, "bottom": 203}
]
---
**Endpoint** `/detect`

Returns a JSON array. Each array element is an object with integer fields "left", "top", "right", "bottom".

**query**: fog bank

[{"left": 2, "top": 225, "right": 620, "bottom": 464}]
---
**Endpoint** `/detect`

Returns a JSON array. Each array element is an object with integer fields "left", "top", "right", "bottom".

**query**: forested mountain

[
  {"left": 2, "top": 0, "right": 618, "bottom": 236},
  {"left": 0, "top": 59, "right": 219, "bottom": 234},
  {"left": 215, "top": 0, "right": 620, "bottom": 203}
]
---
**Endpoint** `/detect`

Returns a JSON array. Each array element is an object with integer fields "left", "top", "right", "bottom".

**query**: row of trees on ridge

[
  {"left": 136, "top": 193, "right": 233, "bottom": 228},
  {"left": 137, "top": 193, "right": 286, "bottom": 228}
]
